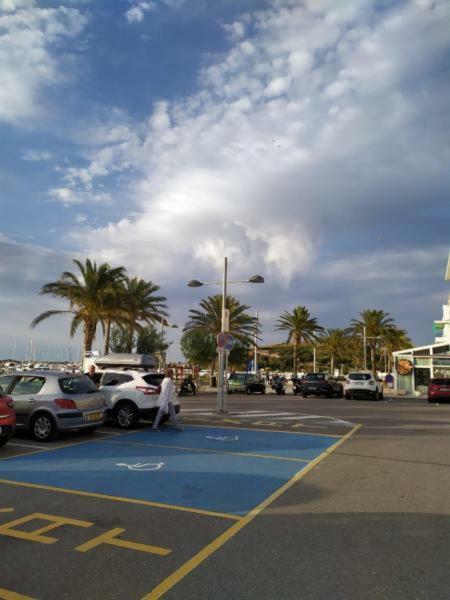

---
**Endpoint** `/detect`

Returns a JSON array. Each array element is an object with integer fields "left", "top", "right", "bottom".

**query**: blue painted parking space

[{"left": 0, "top": 427, "right": 340, "bottom": 516}]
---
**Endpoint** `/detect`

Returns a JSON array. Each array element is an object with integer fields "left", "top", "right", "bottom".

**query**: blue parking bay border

[{"left": 0, "top": 426, "right": 340, "bottom": 516}]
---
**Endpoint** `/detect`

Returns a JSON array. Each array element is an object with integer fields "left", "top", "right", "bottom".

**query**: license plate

[{"left": 85, "top": 412, "right": 102, "bottom": 422}]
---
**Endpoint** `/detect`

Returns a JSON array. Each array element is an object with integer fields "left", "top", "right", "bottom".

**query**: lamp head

[
  {"left": 187, "top": 279, "right": 203, "bottom": 288},
  {"left": 249, "top": 275, "right": 264, "bottom": 284}
]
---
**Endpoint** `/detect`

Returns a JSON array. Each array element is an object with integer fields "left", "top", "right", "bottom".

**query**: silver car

[{"left": 0, "top": 371, "right": 106, "bottom": 442}]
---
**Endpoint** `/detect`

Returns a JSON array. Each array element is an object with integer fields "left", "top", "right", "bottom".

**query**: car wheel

[
  {"left": 31, "top": 413, "right": 57, "bottom": 442},
  {"left": 428, "top": 397, "right": 434, "bottom": 403},
  {"left": 261, "top": 388, "right": 266, "bottom": 394},
  {"left": 245, "top": 387, "right": 251, "bottom": 395},
  {"left": 374, "top": 391, "right": 380, "bottom": 400},
  {"left": 114, "top": 402, "right": 138, "bottom": 429},
  {"left": 0, "top": 436, "right": 10, "bottom": 447},
  {"left": 302, "top": 393, "right": 308, "bottom": 398}
]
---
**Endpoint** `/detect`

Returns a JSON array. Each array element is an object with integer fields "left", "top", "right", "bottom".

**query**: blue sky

[{"left": 0, "top": 0, "right": 449, "bottom": 362}]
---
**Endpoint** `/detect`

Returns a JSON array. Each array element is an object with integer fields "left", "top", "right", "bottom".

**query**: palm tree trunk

[
  {"left": 330, "top": 353, "right": 334, "bottom": 376},
  {"left": 210, "top": 358, "right": 216, "bottom": 387},
  {"left": 83, "top": 319, "right": 96, "bottom": 352},
  {"left": 293, "top": 342, "right": 297, "bottom": 375},
  {"left": 104, "top": 320, "right": 111, "bottom": 355},
  {"left": 370, "top": 344, "right": 376, "bottom": 374},
  {"left": 126, "top": 326, "right": 134, "bottom": 353}
]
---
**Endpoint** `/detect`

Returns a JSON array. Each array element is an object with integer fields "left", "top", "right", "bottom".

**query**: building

[{"left": 393, "top": 256, "right": 450, "bottom": 394}]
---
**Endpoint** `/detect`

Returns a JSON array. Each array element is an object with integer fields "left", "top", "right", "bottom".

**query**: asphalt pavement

[{"left": 1, "top": 393, "right": 449, "bottom": 600}]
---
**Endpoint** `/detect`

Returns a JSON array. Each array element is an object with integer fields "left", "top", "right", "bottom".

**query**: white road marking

[
  {"left": 206, "top": 435, "right": 239, "bottom": 441},
  {"left": 116, "top": 462, "right": 165, "bottom": 471},
  {"left": 6, "top": 442, "right": 53, "bottom": 450}
]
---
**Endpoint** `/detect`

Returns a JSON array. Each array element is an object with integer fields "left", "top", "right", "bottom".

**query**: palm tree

[
  {"left": 184, "top": 294, "right": 258, "bottom": 382},
  {"left": 119, "top": 277, "right": 168, "bottom": 352},
  {"left": 382, "top": 327, "right": 412, "bottom": 372},
  {"left": 30, "top": 259, "right": 126, "bottom": 352},
  {"left": 348, "top": 309, "right": 397, "bottom": 374},
  {"left": 318, "top": 328, "right": 349, "bottom": 375},
  {"left": 275, "top": 306, "right": 324, "bottom": 375}
]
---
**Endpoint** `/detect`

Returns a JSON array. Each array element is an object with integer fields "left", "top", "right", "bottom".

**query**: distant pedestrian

[
  {"left": 152, "top": 368, "right": 182, "bottom": 431},
  {"left": 385, "top": 373, "right": 394, "bottom": 390},
  {"left": 84, "top": 364, "right": 101, "bottom": 387}
]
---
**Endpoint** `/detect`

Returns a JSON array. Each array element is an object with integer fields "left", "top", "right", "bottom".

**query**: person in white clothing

[{"left": 152, "top": 368, "right": 182, "bottom": 431}]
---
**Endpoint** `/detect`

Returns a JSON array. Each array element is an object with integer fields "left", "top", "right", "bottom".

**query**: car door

[{"left": 8, "top": 375, "right": 46, "bottom": 428}]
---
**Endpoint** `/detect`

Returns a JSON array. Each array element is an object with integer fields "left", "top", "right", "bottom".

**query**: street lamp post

[
  {"left": 159, "top": 316, "right": 178, "bottom": 372},
  {"left": 188, "top": 257, "right": 264, "bottom": 414}
]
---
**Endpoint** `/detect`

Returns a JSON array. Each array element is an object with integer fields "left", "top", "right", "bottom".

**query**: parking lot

[{"left": 1, "top": 393, "right": 450, "bottom": 600}]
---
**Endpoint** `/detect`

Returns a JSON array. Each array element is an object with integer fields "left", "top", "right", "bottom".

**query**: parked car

[
  {"left": 228, "top": 373, "right": 266, "bottom": 394},
  {"left": 99, "top": 369, "right": 179, "bottom": 428},
  {"left": 428, "top": 377, "right": 450, "bottom": 403},
  {"left": 0, "top": 372, "right": 106, "bottom": 442},
  {"left": 300, "top": 373, "right": 343, "bottom": 398},
  {"left": 344, "top": 372, "right": 384, "bottom": 400},
  {"left": 0, "top": 387, "right": 15, "bottom": 447}
]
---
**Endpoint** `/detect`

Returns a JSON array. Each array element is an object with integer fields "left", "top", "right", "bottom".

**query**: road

[{"left": 1, "top": 392, "right": 449, "bottom": 600}]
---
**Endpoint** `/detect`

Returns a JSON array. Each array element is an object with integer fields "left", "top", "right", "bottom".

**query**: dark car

[
  {"left": 428, "top": 377, "right": 450, "bottom": 403},
  {"left": 228, "top": 373, "right": 266, "bottom": 394},
  {"left": 299, "top": 373, "right": 343, "bottom": 398},
  {"left": 0, "top": 387, "right": 15, "bottom": 447}
]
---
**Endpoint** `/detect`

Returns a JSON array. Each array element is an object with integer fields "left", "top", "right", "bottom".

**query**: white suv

[
  {"left": 99, "top": 370, "right": 180, "bottom": 428},
  {"left": 344, "top": 372, "right": 384, "bottom": 400}
]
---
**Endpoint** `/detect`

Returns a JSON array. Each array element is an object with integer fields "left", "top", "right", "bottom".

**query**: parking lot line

[
  {"left": 0, "top": 479, "right": 241, "bottom": 521},
  {"left": 142, "top": 423, "right": 362, "bottom": 600},
  {"left": 0, "top": 590, "right": 36, "bottom": 600},
  {"left": 102, "top": 439, "right": 311, "bottom": 464},
  {"left": 185, "top": 422, "right": 343, "bottom": 438}
]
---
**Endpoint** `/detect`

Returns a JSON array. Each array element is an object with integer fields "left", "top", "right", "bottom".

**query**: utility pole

[
  {"left": 363, "top": 325, "right": 367, "bottom": 371},
  {"left": 253, "top": 311, "right": 258, "bottom": 374}
]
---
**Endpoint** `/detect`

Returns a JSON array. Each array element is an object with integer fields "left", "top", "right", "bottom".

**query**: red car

[
  {"left": 0, "top": 390, "right": 15, "bottom": 447},
  {"left": 428, "top": 377, "right": 450, "bottom": 403}
]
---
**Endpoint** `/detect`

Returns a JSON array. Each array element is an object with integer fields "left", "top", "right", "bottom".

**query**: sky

[{"left": 0, "top": 0, "right": 449, "bottom": 362}]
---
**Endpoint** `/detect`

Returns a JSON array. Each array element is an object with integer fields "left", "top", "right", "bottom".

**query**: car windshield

[
  {"left": 305, "top": 374, "right": 326, "bottom": 381},
  {"left": 430, "top": 378, "right": 450, "bottom": 385},
  {"left": 349, "top": 373, "right": 371, "bottom": 381},
  {"left": 229, "top": 374, "right": 246, "bottom": 384},
  {"left": 59, "top": 376, "right": 99, "bottom": 394}
]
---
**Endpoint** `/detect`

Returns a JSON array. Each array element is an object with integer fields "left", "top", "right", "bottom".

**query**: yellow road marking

[
  {"left": 103, "top": 439, "right": 310, "bottom": 464},
  {"left": 0, "top": 589, "right": 36, "bottom": 600},
  {"left": 75, "top": 527, "right": 171, "bottom": 556},
  {"left": 0, "top": 479, "right": 241, "bottom": 521},
  {"left": 185, "top": 421, "right": 343, "bottom": 438},
  {"left": 0, "top": 508, "right": 14, "bottom": 513},
  {"left": 0, "top": 512, "right": 93, "bottom": 544},
  {"left": 142, "top": 423, "right": 362, "bottom": 600}
]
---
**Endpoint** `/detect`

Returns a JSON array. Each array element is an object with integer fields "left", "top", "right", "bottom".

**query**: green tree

[
  {"left": 348, "top": 309, "right": 397, "bottom": 374},
  {"left": 184, "top": 294, "right": 258, "bottom": 383},
  {"left": 30, "top": 258, "right": 126, "bottom": 352},
  {"left": 120, "top": 277, "right": 168, "bottom": 352},
  {"left": 109, "top": 324, "right": 131, "bottom": 353},
  {"left": 318, "top": 328, "right": 349, "bottom": 375},
  {"left": 180, "top": 329, "right": 216, "bottom": 367},
  {"left": 275, "top": 306, "right": 324, "bottom": 375},
  {"left": 136, "top": 324, "right": 169, "bottom": 356}
]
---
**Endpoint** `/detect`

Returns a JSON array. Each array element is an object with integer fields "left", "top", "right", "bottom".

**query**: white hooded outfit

[{"left": 152, "top": 376, "right": 180, "bottom": 430}]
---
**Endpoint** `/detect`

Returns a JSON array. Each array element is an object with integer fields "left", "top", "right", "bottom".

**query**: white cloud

[
  {"left": 0, "top": 0, "right": 88, "bottom": 124},
  {"left": 125, "top": 1, "right": 155, "bottom": 23},
  {"left": 49, "top": 187, "right": 111, "bottom": 206},
  {"left": 22, "top": 149, "right": 53, "bottom": 161},
  {"left": 35, "top": 0, "right": 448, "bottom": 350}
]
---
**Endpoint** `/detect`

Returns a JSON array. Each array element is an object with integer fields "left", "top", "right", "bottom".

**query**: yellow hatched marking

[
  {"left": 0, "top": 589, "right": 36, "bottom": 600},
  {"left": 0, "top": 479, "right": 241, "bottom": 521},
  {"left": 142, "top": 423, "right": 362, "bottom": 600},
  {"left": 103, "top": 439, "right": 310, "bottom": 464},
  {"left": 185, "top": 421, "right": 344, "bottom": 438},
  {"left": 0, "top": 512, "right": 93, "bottom": 544},
  {"left": 75, "top": 527, "right": 171, "bottom": 556}
]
